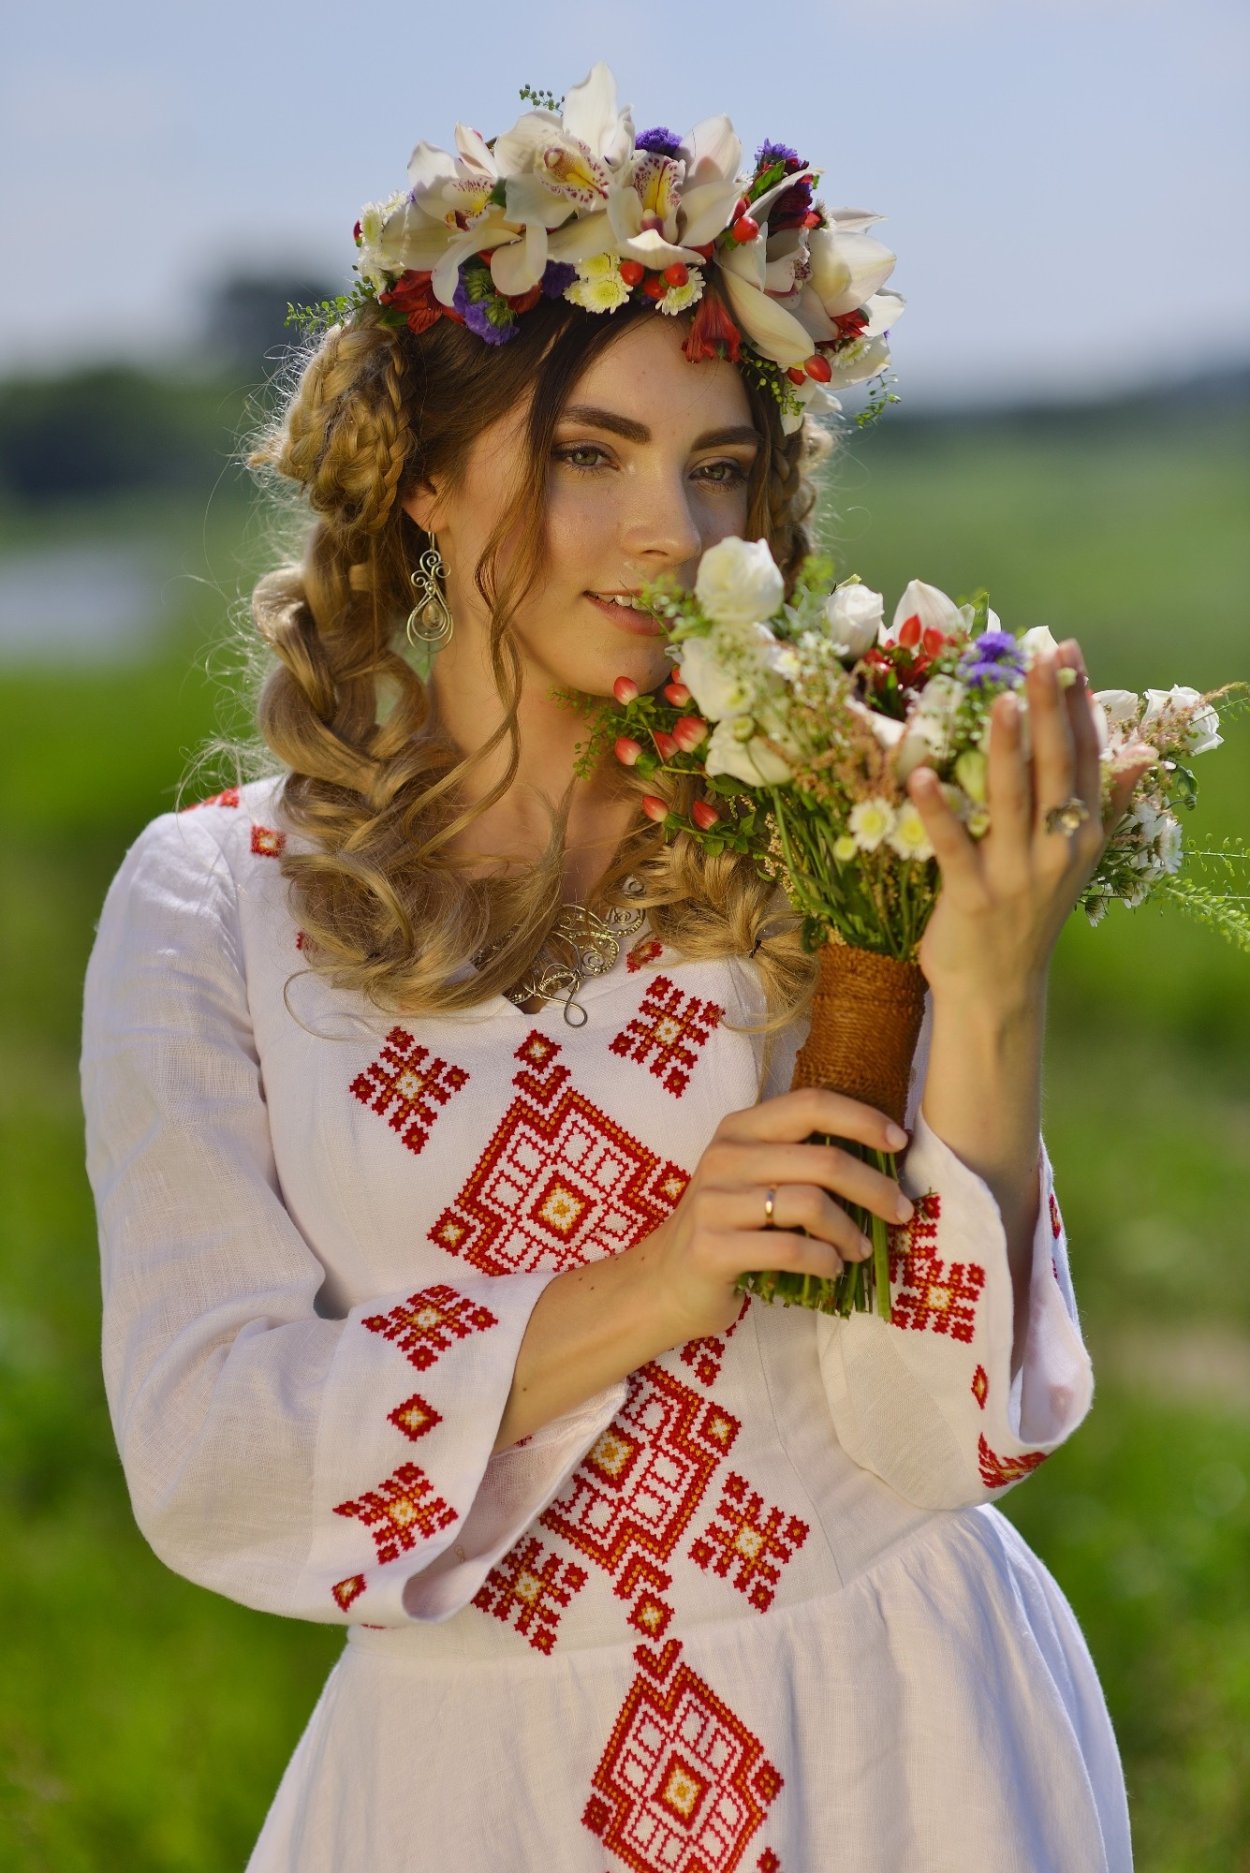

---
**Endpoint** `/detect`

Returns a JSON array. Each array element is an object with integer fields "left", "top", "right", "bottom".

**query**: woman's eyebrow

[{"left": 559, "top": 404, "right": 763, "bottom": 451}]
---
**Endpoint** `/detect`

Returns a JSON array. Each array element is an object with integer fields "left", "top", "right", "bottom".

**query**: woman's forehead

[{"left": 563, "top": 318, "right": 752, "bottom": 430}]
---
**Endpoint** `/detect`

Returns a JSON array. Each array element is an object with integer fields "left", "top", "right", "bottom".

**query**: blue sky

[{"left": 6, "top": 0, "right": 1247, "bottom": 404}]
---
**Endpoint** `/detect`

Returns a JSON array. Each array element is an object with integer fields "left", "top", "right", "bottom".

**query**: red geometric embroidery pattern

[
  {"left": 583, "top": 1639, "right": 783, "bottom": 1872},
  {"left": 1049, "top": 1190, "right": 1063, "bottom": 1239},
  {"left": 250, "top": 823, "right": 285, "bottom": 858},
  {"left": 183, "top": 787, "right": 240, "bottom": 810},
  {"left": 608, "top": 975, "right": 724, "bottom": 1097},
  {"left": 758, "top": 1853, "right": 781, "bottom": 1872},
  {"left": 431, "top": 1032, "right": 689, "bottom": 1276},
  {"left": 689, "top": 1473, "right": 809, "bottom": 1614},
  {"left": 471, "top": 1536, "right": 588, "bottom": 1656},
  {"left": 333, "top": 1461, "right": 457, "bottom": 1563},
  {"left": 350, "top": 1027, "right": 469, "bottom": 1155},
  {"left": 626, "top": 937, "right": 664, "bottom": 973},
  {"left": 977, "top": 1435, "right": 1049, "bottom": 1489},
  {"left": 541, "top": 1363, "right": 740, "bottom": 1609},
  {"left": 331, "top": 1574, "right": 366, "bottom": 1612},
  {"left": 971, "top": 1364, "right": 989, "bottom": 1410},
  {"left": 362, "top": 1283, "right": 498, "bottom": 1372},
  {"left": 388, "top": 1392, "right": 442, "bottom": 1442},
  {"left": 679, "top": 1294, "right": 750, "bottom": 1388},
  {"left": 627, "top": 1590, "right": 675, "bottom": 1642},
  {"left": 888, "top": 1192, "right": 985, "bottom": 1343}
]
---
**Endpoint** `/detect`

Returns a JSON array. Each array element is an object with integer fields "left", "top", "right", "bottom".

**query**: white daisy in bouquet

[{"left": 585, "top": 536, "right": 1249, "bottom": 1318}]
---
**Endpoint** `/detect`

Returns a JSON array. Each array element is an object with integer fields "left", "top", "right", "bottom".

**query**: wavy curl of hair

[{"left": 247, "top": 293, "right": 830, "bottom": 1028}]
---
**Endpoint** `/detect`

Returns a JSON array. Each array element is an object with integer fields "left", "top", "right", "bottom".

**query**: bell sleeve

[
  {"left": 82, "top": 810, "right": 626, "bottom": 1629},
  {"left": 815, "top": 996, "right": 1093, "bottom": 1511}
]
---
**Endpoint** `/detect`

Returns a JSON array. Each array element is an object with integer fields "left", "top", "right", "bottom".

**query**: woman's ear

[{"left": 400, "top": 481, "right": 443, "bottom": 534}]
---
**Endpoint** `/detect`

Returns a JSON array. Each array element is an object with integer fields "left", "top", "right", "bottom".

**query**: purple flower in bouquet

[{"left": 958, "top": 630, "right": 1028, "bottom": 690}]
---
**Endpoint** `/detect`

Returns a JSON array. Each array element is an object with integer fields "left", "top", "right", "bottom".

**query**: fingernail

[
  {"left": 895, "top": 1195, "right": 915, "bottom": 1223},
  {"left": 858, "top": 1233, "right": 873, "bottom": 1257},
  {"left": 886, "top": 1123, "right": 908, "bottom": 1148}
]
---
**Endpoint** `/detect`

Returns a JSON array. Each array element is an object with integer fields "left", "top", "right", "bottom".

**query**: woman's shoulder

[{"left": 99, "top": 773, "right": 292, "bottom": 926}]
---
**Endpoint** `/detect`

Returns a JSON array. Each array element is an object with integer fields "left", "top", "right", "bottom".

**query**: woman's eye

[
  {"left": 554, "top": 444, "right": 610, "bottom": 471},
  {"left": 695, "top": 460, "right": 749, "bottom": 486}
]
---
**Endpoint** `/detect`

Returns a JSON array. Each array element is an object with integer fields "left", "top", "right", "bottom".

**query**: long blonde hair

[{"left": 247, "top": 294, "right": 826, "bottom": 1024}]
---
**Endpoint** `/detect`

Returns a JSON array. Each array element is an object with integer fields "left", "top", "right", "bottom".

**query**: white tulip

[
  {"left": 694, "top": 536, "right": 786, "bottom": 629},
  {"left": 882, "top": 579, "right": 964, "bottom": 646},
  {"left": 704, "top": 714, "right": 795, "bottom": 785}
]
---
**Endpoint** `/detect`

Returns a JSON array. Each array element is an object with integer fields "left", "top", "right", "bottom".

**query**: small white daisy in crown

[{"left": 342, "top": 62, "right": 904, "bottom": 433}]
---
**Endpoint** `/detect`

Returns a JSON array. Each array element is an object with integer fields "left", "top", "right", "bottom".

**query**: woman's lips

[{"left": 584, "top": 592, "right": 666, "bottom": 636}]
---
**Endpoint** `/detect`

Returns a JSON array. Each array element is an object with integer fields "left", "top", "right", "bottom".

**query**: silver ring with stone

[{"left": 1044, "top": 796, "right": 1091, "bottom": 837}]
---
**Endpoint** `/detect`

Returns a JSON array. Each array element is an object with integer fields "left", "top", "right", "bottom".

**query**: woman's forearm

[{"left": 919, "top": 981, "right": 1048, "bottom": 1364}]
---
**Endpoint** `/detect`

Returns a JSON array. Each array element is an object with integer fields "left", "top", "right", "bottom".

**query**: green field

[{"left": 1, "top": 398, "right": 1247, "bottom": 1870}]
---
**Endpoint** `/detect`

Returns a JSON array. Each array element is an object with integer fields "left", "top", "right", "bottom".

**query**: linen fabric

[{"left": 82, "top": 779, "right": 1132, "bottom": 1872}]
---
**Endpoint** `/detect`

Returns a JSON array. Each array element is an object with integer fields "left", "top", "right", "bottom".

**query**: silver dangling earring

[{"left": 405, "top": 544, "right": 453, "bottom": 649}]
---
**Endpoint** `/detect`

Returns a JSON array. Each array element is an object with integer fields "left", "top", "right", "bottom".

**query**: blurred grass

[{"left": 1, "top": 406, "right": 1248, "bottom": 1870}]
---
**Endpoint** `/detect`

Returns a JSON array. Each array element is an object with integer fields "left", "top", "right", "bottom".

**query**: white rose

[
  {"left": 694, "top": 536, "right": 785, "bottom": 629},
  {"left": 823, "top": 580, "right": 884, "bottom": 660},
  {"left": 677, "top": 622, "right": 780, "bottom": 721},
  {"left": 704, "top": 714, "right": 795, "bottom": 786},
  {"left": 1141, "top": 685, "right": 1222, "bottom": 756}
]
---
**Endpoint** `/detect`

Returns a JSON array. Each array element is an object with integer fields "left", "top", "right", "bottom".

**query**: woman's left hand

[{"left": 905, "top": 639, "right": 1157, "bottom": 1001}]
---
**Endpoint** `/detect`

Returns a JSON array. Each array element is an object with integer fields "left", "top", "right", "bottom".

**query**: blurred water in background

[{"left": 0, "top": 542, "right": 167, "bottom": 662}]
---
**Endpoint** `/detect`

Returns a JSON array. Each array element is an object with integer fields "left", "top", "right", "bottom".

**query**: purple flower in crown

[
  {"left": 755, "top": 139, "right": 801, "bottom": 168},
  {"left": 453, "top": 270, "right": 519, "bottom": 345},
  {"left": 635, "top": 126, "right": 683, "bottom": 159},
  {"left": 540, "top": 260, "right": 578, "bottom": 298}
]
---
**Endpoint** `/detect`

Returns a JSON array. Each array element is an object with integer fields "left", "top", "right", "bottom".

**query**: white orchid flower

[
  {"left": 494, "top": 63, "right": 633, "bottom": 229},
  {"left": 806, "top": 225, "right": 897, "bottom": 319}
]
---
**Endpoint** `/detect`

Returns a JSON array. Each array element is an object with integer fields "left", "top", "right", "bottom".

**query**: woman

[{"left": 83, "top": 68, "right": 1147, "bottom": 1871}]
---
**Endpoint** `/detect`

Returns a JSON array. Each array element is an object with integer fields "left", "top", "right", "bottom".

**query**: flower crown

[{"left": 345, "top": 63, "right": 904, "bottom": 435}]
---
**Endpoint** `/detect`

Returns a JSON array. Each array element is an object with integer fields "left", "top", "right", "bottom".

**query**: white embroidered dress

[{"left": 83, "top": 780, "right": 1132, "bottom": 1873}]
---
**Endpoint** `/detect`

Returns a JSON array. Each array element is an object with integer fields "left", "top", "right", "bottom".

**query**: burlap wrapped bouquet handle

[{"left": 790, "top": 939, "right": 927, "bottom": 1126}]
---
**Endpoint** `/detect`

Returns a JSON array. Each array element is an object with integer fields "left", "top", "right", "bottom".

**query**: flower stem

[{"left": 733, "top": 1139, "right": 896, "bottom": 1320}]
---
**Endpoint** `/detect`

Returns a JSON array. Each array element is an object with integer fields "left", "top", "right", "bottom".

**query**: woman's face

[{"left": 406, "top": 313, "right": 760, "bottom": 702}]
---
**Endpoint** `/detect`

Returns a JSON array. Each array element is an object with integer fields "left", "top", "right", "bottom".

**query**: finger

[
  {"left": 984, "top": 689, "right": 1031, "bottom": 866},
  {"left": 705, "top": 1139, "right": 913, "bottom": 1226},
  {"left": 1028, "top": 649, "right": 1077, "bottom": 837},
  {"left": 724, "top": 1087, "right": 909, "bottom": 1154},
  {"left": 1058, "top": 641, "right": 1102, "bottom": 815},
  {"left": 906, "top": 767, "right": 982, "bottom": 893},
  {"left": 711, "top": 1184, "right": 876, "bottom": 1260},
  {"left": 731, "top": 1227, "right": 850, "bottom": 1284}
]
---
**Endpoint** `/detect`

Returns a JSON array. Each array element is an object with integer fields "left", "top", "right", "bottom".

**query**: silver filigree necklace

[{"left": 483, "top": 878, "right": 646, "bottom": 1027}]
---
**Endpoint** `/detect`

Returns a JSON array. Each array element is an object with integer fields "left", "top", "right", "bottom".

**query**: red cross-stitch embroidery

[
  {"left": 971, "top": 1365, "right": 989, "bottom": 1410},
  {"left": 689, "top": 1473, "right": 809, "bottom": 1615},
  {"left": 977, "top": 1435, "right": 1049, "bottom": 1489},
  {"left": 679, "top": 1294, "right": 750, "bottom": 1388},
  {"left": 887, "top": 1193, "right": 985, "bottom": 1343},
  {"left": 350, "top": 1027, "right": 469, "bottom": 1156},
  {"left": 430, "top": 1031, "right": 688, "bottom": 1277},
  {"left": 388, "top": 1392, "right": 442, "bottom": 1442},
  {"left": 362, "top": 1283, "right": 498, "bottom": 1372},
  {"left": 583, "top": 1638, "right": 783, "bottom": 1873},
  {"left": 542, "top": 1363, "right": 740, "bottom": 1613},
  {"left": 758, "top": 1852, "right": 781, "bottom": 1872},
  {"left": 1049, "top": 1190, "right": 1063, "bottom": 1239},
  {"left": 626, "top": 937, "right": 664, "bottom": 973},
  {"left": 472, "top": 1536, "right": 588, "bottom": 1656},
  {"left": 250, "top": 823, "right": 285, "bottom": 858},
  {"left": 331, "top": 1574, "right": 366, "bottom": 1612},
  {"left": 608, "top": 975, "right": 724, "bottom": 1097},
  {"left": 333, "top": 1461, "right": 457, "bottom": 1563},
  {"left": 627, "top": 1590, "right": 675, "bottom": 1642},
  {"left": 183, "top": 787, "right": 240, "bottom": 810}
]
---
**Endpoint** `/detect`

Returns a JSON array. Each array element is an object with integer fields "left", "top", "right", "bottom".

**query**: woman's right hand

[{"left": 632, "top": 1088, "right": 917, "bottom": 1346}]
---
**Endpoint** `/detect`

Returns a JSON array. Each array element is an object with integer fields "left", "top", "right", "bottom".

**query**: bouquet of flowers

[{"left": 586, "top": 537, "right": 1248, "bottom": 1319}]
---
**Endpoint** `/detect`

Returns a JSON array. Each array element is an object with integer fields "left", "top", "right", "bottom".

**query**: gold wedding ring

[
  {"left": 1044, "top": 796, "right": 1091, "bottom": 837},
  {"left": 763, "top": 1188, "right": 776, "bottom": 1227}
]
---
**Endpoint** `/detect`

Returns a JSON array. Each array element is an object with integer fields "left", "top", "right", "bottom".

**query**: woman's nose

[{"left": 618, "top": 471, "right": 705, "bottom": 572}]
